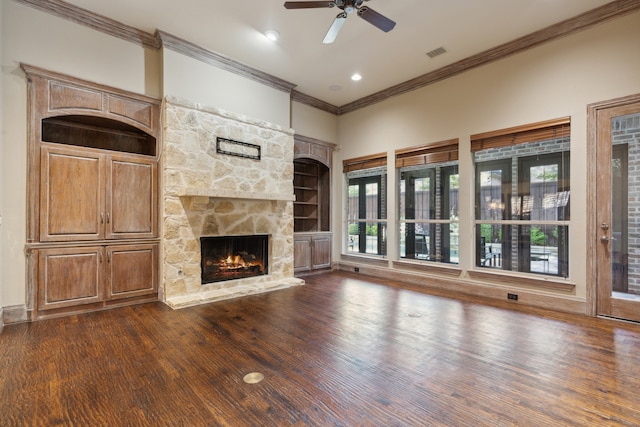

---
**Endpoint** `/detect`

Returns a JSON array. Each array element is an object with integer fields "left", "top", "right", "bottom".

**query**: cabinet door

[
  {"left": 40, "top": 145, "right": 105, "bottom": 241},
  {"left": 312, "top": 234, "right": 332, "bottom": 270},
  {"left": 107, "top": 155, "right": 157, "bottom": 239},
  {"left": 37, "top": 246, "right": 103, "bottom": 311},
  {"left": 293, "top": 235, "right": 312, "bottom": 272},
  {"left": 106, "top": 243, "right": 157, "bottom": 300}
]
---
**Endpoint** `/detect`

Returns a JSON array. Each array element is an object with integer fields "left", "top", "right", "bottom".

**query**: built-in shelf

[{"left": 293, "top": 159, "right": 329, "bottom": 233}]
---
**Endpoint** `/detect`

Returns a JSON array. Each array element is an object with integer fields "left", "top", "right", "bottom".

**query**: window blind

[
  {"left": 470, "top": 117, "right": 570, "bottom": 152},
  {"left": 343, "top": 152, "right": 387, "bottom": 173},
  {"left": 395, "top": 138, "right": 458, "bottom": 168}
]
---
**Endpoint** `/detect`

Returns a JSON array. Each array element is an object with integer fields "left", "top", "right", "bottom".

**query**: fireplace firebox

[{"left": 200, "top": 235, "right": 269, "bottom": 284}]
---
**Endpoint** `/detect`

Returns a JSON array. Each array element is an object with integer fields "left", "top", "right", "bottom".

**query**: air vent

[{"left": 426, "top": 46, "right": 447, "bottom": 59}]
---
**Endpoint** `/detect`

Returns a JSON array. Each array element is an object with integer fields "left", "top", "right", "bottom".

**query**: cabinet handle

[
  {"left": 107, "top": 252, "right": 111, "bottom": 263},
  {"left": 106, "top": 213, "right": 110, "bottom": 224},
  {"left": 99, "top": 252, "right": 103, "bottom": 263},
  {"left": 101, "top": 213, "right": 104, "bottom": 224}
]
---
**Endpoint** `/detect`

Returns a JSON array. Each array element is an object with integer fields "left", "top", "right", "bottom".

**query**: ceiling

[{"left": 62, "top": 0, "right": 615, "bottom": 107}]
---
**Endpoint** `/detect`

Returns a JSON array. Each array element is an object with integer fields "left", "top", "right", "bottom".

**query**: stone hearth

[{"left": 162, "top": 97, "right": 303, "bottom": 308}]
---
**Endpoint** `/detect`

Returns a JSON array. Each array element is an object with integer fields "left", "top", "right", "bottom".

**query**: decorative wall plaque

[{"left": 216, "top": 137, "right": 261, "bottom": 160}]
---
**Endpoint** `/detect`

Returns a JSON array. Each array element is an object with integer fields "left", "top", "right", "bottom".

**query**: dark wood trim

[
  {"left": 15, "top": 0, "right": 160, "bottom": 49},
  {"left": 156, "top": 31, "right": 297, "bottom": 95},
  {"left": 337, "top": 0, "right": 640, "bottom": 115},
  {"left": 291, "top": 90, "right": 340, "bottom": 115}
]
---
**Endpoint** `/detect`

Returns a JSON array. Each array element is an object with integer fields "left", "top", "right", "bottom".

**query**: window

[
  {"left": 396, "top": 140, "right": 459, "bottom": 264},
  {"left": 472, "top": 118, "right": 570, "bottom": 278},
  {"left": 344, "top": 153, "right": 387, "bottom": 256}
]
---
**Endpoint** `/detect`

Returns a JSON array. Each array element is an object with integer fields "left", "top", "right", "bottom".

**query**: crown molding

[
  {"left": 156, "top": 31, "right": 297, "bottom": 94},
  {"left": 291, "top": 90, "right": 340, "bottom": 115},
  {"left": 15, "top": 0, "right": 160, "bottom": 49},
  {"left": 336, "top": 0, "right": 640, "bottom": 115},
  {"left": 15, "top": 0, "right": 640, "bottom": 115}
]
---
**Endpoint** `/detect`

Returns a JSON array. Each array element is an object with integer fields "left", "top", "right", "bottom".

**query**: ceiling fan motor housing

[{"left": 284, "top": 0, "right": 394, "bottom": 43}]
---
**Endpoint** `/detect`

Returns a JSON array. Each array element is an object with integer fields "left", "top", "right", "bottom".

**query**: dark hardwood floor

[{"left": 2, "top": 271, "right": 640, "bottom": 426}]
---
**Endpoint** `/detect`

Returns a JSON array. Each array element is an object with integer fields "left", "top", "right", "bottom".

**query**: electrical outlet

[
  {"left": 354, "top": 267, "right": 360, "bottom": 272},
  {"left": 507, "top": 293, "right": 518, "bottom": 301}
]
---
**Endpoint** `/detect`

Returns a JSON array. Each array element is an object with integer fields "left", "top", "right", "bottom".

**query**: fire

[{"left": 219, "top": 253, "right": 263, "bottom": 272}]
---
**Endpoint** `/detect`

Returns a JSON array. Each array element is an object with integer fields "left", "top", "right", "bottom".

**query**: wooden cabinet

[
  {"left": 294, "top": 232, "right": 332, "bottom": 273},
  {"left": 106, "top": 243, "right": 157, "bottom": 300},
  {"left": 36, "top": 144, "right": 159, "bottom": 316},
  {"left": 37, "top": 246, "right": 103, "bottom": 311},
  {"left": 24, "top": 65, "right": 161, "bottom": 320},
  {"left": 293, "top": 236, "right": 313, "bottom": 272},
  {"left": 37, "top": 243, "right": 158, "bottom": 313},
  {"left": 40, "top": 146, "right": 104, "bottom": 241},
  {"left": 311, "top": 233, "right": 332, "bottom": 269},
  {"left": 293, "top": 136, "right": 335, "bottom": 275},
  {"left": 40, "top": 144, "right": 157, "bottom": 242}
]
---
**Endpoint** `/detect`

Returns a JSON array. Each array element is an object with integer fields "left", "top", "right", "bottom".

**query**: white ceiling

[{"left": 63, "top": 0, "right": 614, "bottom": 107}]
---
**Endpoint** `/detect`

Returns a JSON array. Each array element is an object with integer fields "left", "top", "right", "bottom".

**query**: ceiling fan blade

[
  {"left": 357, "top": 6, "right": 396, "bottom": 32},
  {"left": 323, "top": 12, "right": 347, "bottom": 44},
  {"left": 284, "top": 1, "right": 335, "bottom": 9}
]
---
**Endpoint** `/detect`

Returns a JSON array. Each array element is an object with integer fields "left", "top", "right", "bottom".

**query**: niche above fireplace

[{"left": 201, "top": 235, "right": 268, "bottom": 284}]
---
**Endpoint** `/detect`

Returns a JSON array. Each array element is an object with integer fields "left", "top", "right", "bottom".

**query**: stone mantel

[{"left": 173, "top": 187, "right": 295, "bottom": 202}]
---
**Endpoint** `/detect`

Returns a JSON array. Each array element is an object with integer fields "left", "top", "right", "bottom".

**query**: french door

[{"left": 593, "top": 95, "right": 640, "bottom": 321}]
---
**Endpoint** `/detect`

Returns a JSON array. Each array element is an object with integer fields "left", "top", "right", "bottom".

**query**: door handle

[
  {"left": 601, "top": 236, "right": 610, "bottom": 243},
  {"left": 600, "top": 223, "right": 610, "bottom": 230}
]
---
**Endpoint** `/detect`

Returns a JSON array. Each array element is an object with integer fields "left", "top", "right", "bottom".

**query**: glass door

[{"left": 596, "top": 100, "right": 640, "bottom": 321}]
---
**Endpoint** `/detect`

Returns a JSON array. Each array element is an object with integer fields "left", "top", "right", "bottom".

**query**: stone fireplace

[{"left": 162, "top": 97, "right": 304, "bottom": 308}]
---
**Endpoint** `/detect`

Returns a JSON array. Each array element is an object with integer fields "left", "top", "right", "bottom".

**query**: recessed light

[
  {"left": 264, "top": 30, "right": 280, "bottom": 41},
  {"left": 351, "top": 73, "right": 362, "bottom": 81},
  {"left": 329, "top": 84, "right": 343, "bottom": 91}
]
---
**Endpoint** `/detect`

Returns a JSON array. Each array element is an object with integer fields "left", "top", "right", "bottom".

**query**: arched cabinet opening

[{"left": 42, "top": 115, "right": 157, "bottom": 156}]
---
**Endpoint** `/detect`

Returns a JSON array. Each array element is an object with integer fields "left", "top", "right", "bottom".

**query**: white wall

[
  {"left": 162, "top": 49, "right": 291, "bottom": 128},
  {"left": 0, "top": 0, "right": 152, "bottom": 308},
  {"left": 291, "top": 101, "right": 338, "bottom": 144},
  {"left": 0, "top": 0, "right": 4, "bottom": 315},
  {"left": 333, "top": 11, "right": 640, "bottom": 302}
]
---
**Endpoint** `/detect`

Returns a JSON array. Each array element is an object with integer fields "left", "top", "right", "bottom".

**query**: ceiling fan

[{"left": 283, "top": 0, "right": 396, "bottom": 44}]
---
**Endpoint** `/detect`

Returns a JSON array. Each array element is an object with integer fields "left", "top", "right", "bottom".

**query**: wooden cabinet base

[
  {"left": 32, "top": 242, "right": 158, "bottom": 320},
  {"left": 294, "top": 232, "right": 332, "bottom": 274}
]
